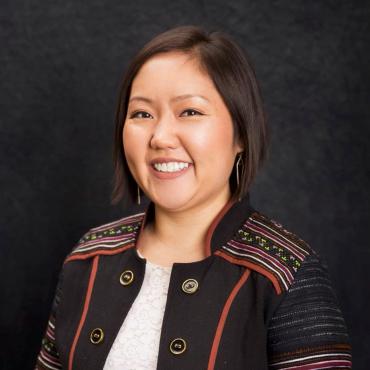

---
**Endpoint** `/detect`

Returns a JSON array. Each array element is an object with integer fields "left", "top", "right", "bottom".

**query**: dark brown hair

[{"left": 111, "top": 25, "right": 268, "bottom": 205}]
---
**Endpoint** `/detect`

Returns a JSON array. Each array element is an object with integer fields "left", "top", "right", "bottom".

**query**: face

[{"left": 123, "top": 51, "right": 243, "bottom": 212}]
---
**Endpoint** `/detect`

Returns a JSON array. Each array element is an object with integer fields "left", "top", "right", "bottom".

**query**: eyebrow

[{"left": 128, "top": 94, "right": 210, "bottom": 104}]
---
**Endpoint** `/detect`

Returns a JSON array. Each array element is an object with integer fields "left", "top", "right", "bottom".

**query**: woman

[{"left": 36, "top": 25, "right": 351, "bottom": 369}]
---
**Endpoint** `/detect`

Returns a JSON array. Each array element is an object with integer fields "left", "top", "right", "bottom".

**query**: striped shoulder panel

[
  {"left": 267, "top": 252, "right": 352, "bottom": 368},
  {"left": 215, "top": 211, "right": 313, "bottom": 295},
  {"left": 64, "top": 212, "right": 145, "bottom": 263}
]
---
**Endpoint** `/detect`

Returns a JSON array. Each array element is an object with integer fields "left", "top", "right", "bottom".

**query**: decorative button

[
  {"left": 169, "top": 338, "right": 187, "bottom": 355},
  {"left": 182, "top": 278, "right": 199, "bottom": 294},
  {"left": 120, "top": 270, "right": 134, "bottom": 286},
  {"left": 90, "top": 328, "right": 104, "bottom": 344}
]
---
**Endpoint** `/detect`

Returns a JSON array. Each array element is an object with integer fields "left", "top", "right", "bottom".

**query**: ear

[{"left": 234, "top": 140, "right": 244, "bottom": 155}]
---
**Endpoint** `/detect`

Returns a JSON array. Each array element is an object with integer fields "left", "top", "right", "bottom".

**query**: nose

[{"left": 150, "top": 114, "right": 179, "bottom": 150}]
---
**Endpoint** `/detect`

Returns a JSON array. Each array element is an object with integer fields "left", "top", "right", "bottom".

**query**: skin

[{"left": 123, "top": 51, "right": 243, "bottom": 266}]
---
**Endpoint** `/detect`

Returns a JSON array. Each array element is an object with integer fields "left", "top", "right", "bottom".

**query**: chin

[{"left": 150, "top": 191, "right": 197, "bottom": 211}]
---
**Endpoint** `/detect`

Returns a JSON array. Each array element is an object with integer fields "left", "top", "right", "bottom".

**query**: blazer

[{"left": 35, "top": 195, "right": 352, "bottom": 370}]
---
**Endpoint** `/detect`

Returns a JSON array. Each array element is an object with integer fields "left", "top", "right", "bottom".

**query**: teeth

[{"left": 153, "top": 162, "right": 190, "bottom": 172}]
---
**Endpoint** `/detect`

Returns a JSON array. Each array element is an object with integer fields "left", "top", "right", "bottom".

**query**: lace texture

[{"left": 103, "top": 250, "right": 172, "bottom": 370}]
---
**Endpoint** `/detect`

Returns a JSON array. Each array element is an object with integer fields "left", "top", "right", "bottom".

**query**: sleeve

[
  {"left": 34, "top": 269, "right": 64, "bottom": 370},
  {"left": 267, "top": 253, "right": 352, "bottom": 369}
]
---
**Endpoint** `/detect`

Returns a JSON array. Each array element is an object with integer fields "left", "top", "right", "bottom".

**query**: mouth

[
  {"left": 149, "top": 158, "right": 193, "bottom": 178},
  {"left": 152, "top": 161, "right": 190, "bottom": 173}
]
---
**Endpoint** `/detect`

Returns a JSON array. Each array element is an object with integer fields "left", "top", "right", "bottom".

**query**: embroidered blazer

[{"left": 35, "top": 196, "right": 352, "bottom": 370}]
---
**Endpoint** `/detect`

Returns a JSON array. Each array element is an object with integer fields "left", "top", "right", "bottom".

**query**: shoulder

[
  {"left": 64, "top": 212, "right": 145, "bottom": 263},
  {"left": 216, "top": 210, "right": 318, "bottom": 295}
]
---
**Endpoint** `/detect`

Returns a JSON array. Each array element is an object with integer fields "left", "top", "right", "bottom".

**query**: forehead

[{"left": 130, "top": 51, "right": 216, "bottom": 98}]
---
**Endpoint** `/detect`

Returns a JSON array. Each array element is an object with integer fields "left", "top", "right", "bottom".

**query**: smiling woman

[
  {"left": 112, "top": 26, "right": 268, "bottom": 210},
  {"left": 123, "top": 51, "right": 243, "bottom": 217},
  {"left": 35, "top": 25, "right": 352, "bottom": 370}
]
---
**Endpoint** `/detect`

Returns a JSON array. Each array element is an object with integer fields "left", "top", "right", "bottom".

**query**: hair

[{"left": 111, "top": 25, "right": 268, "bottom": 205}]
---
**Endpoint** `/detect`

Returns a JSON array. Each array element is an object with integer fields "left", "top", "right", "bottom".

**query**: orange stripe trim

[
  {"left": 207, "top": 268, "right": 251, "bottom": 370},
  {"left": 214, "top": 250, "right": 282, "bottom": 295},
  {"left": 68, "top": 255, "right": 99, "bottom": 370},
  {"left": 64, "top": 243, "right": 135, "bottom": 264},
  {"left": 205, "top": 198, "right": 236, "bottom": 257}
]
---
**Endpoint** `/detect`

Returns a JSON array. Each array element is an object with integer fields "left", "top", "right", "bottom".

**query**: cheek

[
  {"left": 187, "top": 121, "right": 235, "bottom": 157},
  {"left": 122, "top": 125, "right": 132, "bottom": 159},
  {"left": 122, "top": 124, "right": 144, "bottom": 168}
]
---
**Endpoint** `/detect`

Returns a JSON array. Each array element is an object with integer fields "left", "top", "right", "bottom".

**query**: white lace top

[{"left": 103, "top": 249, "right": 173, "bottom": 370}]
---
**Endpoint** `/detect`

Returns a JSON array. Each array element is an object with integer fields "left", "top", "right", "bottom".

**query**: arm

[
  {"left": 35, "top": 271, "right": 64, "bottom": 370},
  {"left": 267, "top": 253, "right": 352, "bottom": 369}
]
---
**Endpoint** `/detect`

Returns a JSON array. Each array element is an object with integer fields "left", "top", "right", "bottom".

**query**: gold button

[
  {"left": 119, "top": 270, "right": 134, "bottom": 286},
  {"left": 169, "top": 338, "right": 187, "bottom": 355},
  {"left": 182, "top": 278, "right": 199, "bottom": 294},
  {"left": 90, "top": 328, "right": 104, "bottom": 344}
]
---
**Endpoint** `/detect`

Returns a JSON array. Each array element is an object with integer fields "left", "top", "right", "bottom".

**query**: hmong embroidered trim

[
  {"left": 36, "top": 323, "right": 62, "bottom": 370},
  {"left": 65, "top": 212, "right": 144, "bottom": 262},
  {"left": 65, "top": 210, "right": 312, "bottom": 294},
  {"left": 219, "top": 212, "right": 312, "bottom": 294},
  {"left": 268, "top": 344, "right": 352, "bottom": 369},
  {"left": 35, "top": 274, "right": 63, "bottom": 370}
]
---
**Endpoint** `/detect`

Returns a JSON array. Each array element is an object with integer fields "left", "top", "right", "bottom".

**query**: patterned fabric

[
  {"left": 35, "top": 213, "right": 145, "bottom": 369},
  {"left": 35, "top": 272, "right": 63, "bottom": 370},
  {"left": 69, "top": 210, "right": 315, "bottom": 295},
  {"left": 220, "top": 212, "right": 312, "bottom": 294},
  {"left": 35, "top": 207, "right": 351, "bottom": 369},
  {"left": 267, "top": 253, "right": 352, "bottom": 369},
  {"left": 216, "top": 211, "right": 352, "bottom": 368},
  {"left": 65, "top": 213, "right": 143, "bottom": 262}
]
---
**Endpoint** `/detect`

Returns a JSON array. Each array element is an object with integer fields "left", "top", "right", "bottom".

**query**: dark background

[{"left": 1, "top": 1, "right": 369, "bottom": 369}]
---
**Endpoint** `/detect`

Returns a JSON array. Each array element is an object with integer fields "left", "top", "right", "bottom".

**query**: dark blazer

[{"left": 35, "top": 196, "right": 352, "bottom": 369}]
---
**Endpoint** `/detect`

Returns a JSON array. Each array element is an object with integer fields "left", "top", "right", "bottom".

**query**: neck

[{"left": 147, "top": 189, "right": 233, "bottom": 261}]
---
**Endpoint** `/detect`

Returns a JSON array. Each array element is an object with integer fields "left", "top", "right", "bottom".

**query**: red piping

[
  {"left": 215, "top": 250, "right": 282, "bottom": 295},
  {"left": 68, "top": 255, "right": 99, "bottom": 370},
  {"left": 207, "top": 268, "right": 251, "bottom": 370},
  {"left": 64, "top": 243, "right": 134, "bottom": 264},
  {"left": 205, "top": 198, "right": 236, "bottom": 257}
]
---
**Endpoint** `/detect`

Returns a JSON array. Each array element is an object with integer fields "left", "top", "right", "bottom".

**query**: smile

[{"left": 153, "top": 162, "right": 190, "bottom": 173}]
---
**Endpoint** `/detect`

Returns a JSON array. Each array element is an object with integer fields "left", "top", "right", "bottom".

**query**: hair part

[{"left": 111, "top": 25, "right": 269, "bottom": 205}]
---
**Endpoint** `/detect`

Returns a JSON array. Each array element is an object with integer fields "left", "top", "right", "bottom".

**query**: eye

[
  {"left": 180, "top": 109, "right": 203, "bottom": 117},
  {"left": 129, "top": 111, "right": 153, "bottom": 119}
]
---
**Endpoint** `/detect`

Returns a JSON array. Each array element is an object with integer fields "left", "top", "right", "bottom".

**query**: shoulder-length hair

[{"left": 111, "top": 25, "right": 268, "bottom": 205}]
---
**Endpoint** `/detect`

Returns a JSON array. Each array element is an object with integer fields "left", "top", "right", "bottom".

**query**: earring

[
  {"left": 236, "top": 152, "right": 244, "bottom": 188},
  {"left": 137, "top": 185, "right": 141, "bottom": 205}
]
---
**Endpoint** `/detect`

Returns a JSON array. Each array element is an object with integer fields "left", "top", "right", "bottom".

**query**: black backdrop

[{"left": 1, "top": 1, "right": 369, "bottom": 369}]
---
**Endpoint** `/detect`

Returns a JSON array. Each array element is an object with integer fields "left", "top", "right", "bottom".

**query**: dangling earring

[
  {"left": 137, "top": 184, "right": 141, "bottom": 205},
  {"left": 236, "top": 152, "right": 244, "bottom": 188}
]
